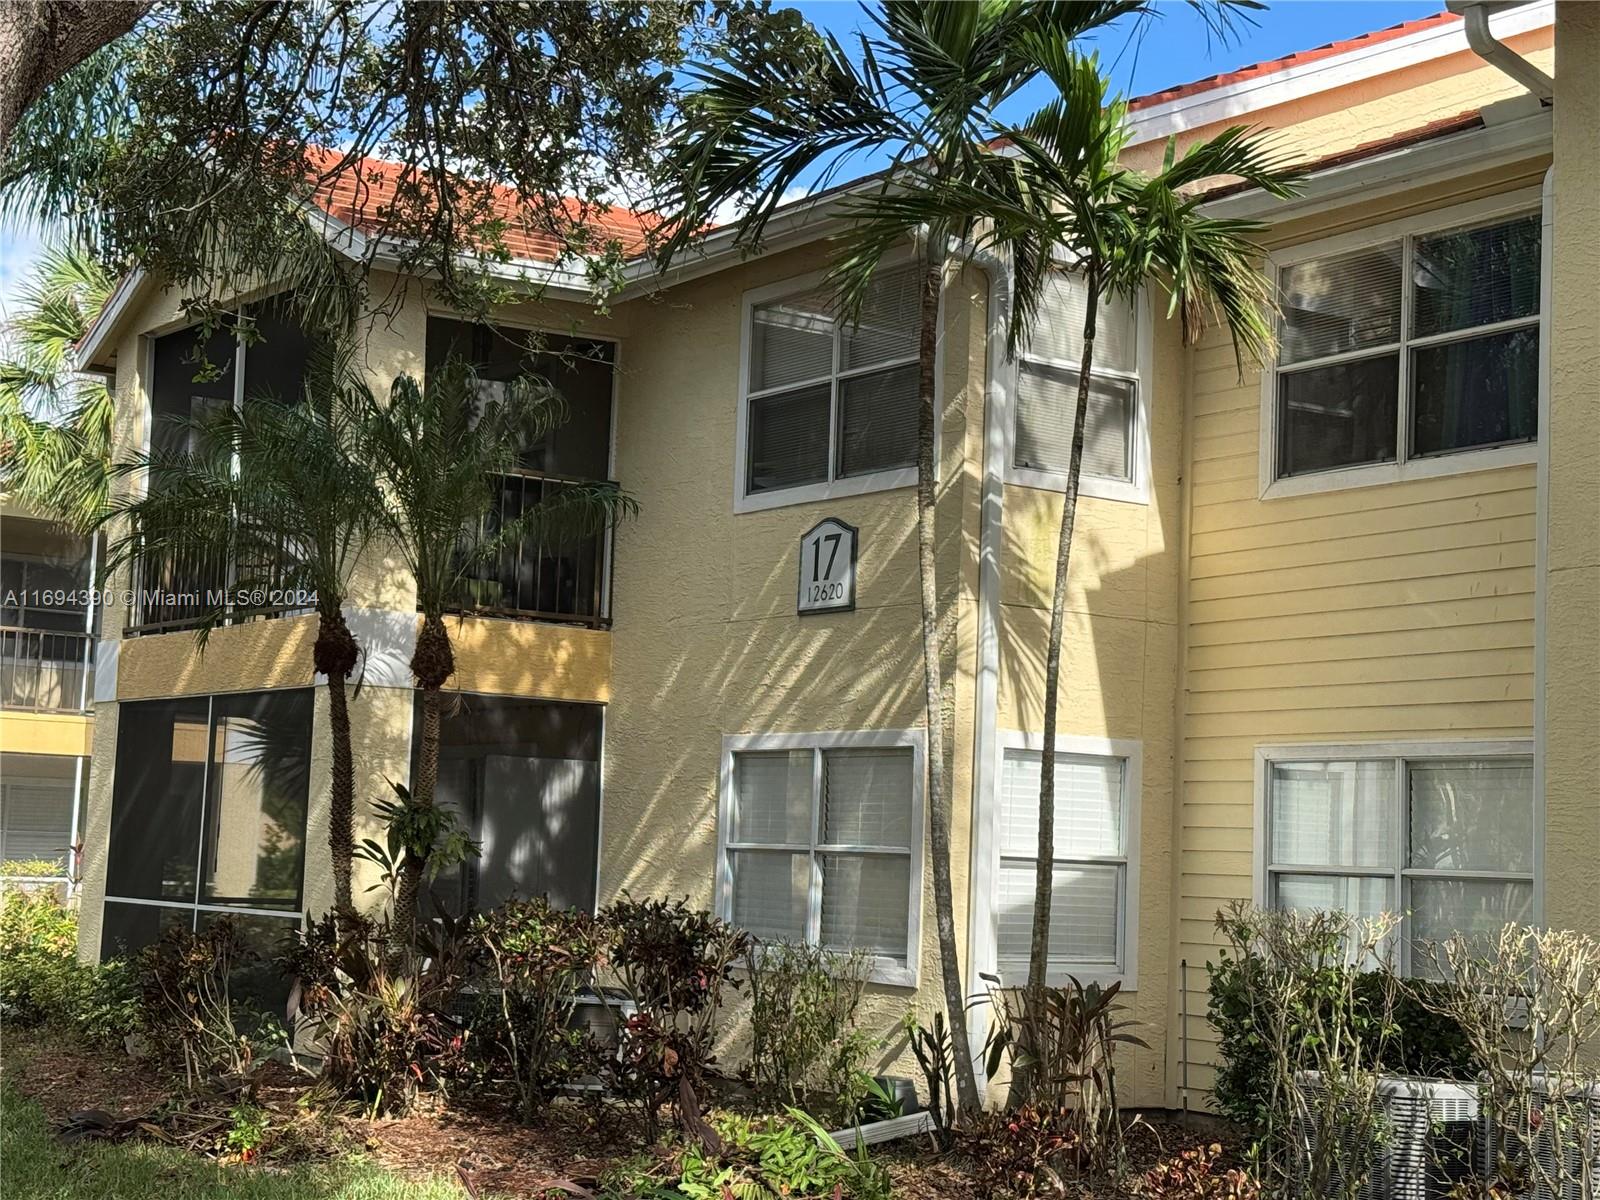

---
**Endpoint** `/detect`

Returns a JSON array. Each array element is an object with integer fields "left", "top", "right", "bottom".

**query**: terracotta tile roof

[
  {"left": 304, "top": 148, "right": 658, "bottom": 263},
  {"left": 1127, "top": 10, "right": 1461, "bottom": 112},
  {"left": 1201, "top": 107, "right": 1487, "bottom": 200}
]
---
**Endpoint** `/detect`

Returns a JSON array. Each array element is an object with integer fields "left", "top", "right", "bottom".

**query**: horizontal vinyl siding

[{"left": 1172, "top": 178, "right": 1541, "bottom": 1108}]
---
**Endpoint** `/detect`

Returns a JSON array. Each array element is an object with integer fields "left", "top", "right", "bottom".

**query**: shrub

[
  {"left": 961, "top": 1104, "right": 1084, "bottom": 1197},
  {"left": 600, "top": 896, "right": 749, "bottom": 1138},
  {"left": 599, "top": 1108, "right": 892, "bottom": 1200},
  {"left": 476, "top": 897, "right": 608, "bottom": 1120},
  {"left": 993, "top": 977, "right": 1148, "bottom": 1176},
  {"left": 280, "top": 911, "right": 473, "bottom": 1115},
  {"left": 1136, "top": 1143, "right": 1261, "bottom": 1200},
  {"left": 0, "top": 887, "right": 79, "bottom": 1023},
  {"left": 139, "top": 918, "right": 284, "bottom": 1084},
  {"left": 744, "top": 939, "right": 875, "bottom": 1124},
  {"left": 0, "top": 858, "right": 67, "bottom": 880}
]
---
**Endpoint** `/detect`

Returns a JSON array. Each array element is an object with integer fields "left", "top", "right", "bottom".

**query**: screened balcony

[{"left": 1, "top": 515, "right": 97, "bottom": 713}]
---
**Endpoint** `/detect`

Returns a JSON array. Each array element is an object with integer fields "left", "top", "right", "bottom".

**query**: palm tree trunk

[
  {"left": 915, "top": 251, "right": 980, "bottom": 1113},
  {"left": 313, "top": 606, "right": 360, "bottom": 922},
  {"left": 395, "top": 612, "right": 452, "bottom": 947},
  {"left": 1026, "top": 271, "right": 1100, "bottom": 1007}
]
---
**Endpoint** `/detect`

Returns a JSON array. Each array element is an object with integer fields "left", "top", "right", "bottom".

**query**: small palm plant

[
  {"left": 0, "top": 243, "right": 115, "bottom": 532},
  {"left": 1001, "top": 50, "right": 1299, "bottom": 1009},
  {"left": 103, "top": 336, "right": 383, "bottom": 920},
  {"left": 354, "top": 360, "right": 636, "bottom": 946}
]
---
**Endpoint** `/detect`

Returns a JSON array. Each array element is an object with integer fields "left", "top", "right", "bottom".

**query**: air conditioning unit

[{"left": 1480, "top": 1080, "right": 1600, "bottom": 1200}]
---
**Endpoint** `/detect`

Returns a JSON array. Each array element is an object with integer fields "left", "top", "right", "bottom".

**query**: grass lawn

[{"left": 0, "top": 1087, "right": 483, "bottom": 1200}]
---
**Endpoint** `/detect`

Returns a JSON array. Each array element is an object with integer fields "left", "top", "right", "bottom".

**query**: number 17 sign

[{"left": 797, "top": 517, "right": 858, "bottom": 615}]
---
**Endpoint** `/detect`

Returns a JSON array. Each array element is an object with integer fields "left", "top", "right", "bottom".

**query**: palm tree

[
  {"left": 102, "top": 337, "right": 384, "bottom": 921},
  {"left": 999, "top": 51, "right": 1299, "bottom": 1009},
  {"left": 654, "top": 0, "right": 1227, "bottom": 1109},
  {"left": 0, "top": 243, "right": 115, "bottom": 532},
  {"left": 354, "top": 360, "right": 636, "bottom": 947}
]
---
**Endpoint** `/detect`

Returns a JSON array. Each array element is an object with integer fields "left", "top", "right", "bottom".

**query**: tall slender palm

[
  {"left": 354, "top": 360, "right": 636, "bottom": 947},
  {"left": 654, "top": 0, "right": 1245, "bottom": 1109},
  {"left": 102, "top": 337, "right": 384, "bottom": 920},
  {"left": 0, "top": 243, "right": 115, "bottom": 532},
  {"left": 1000, "top": 50, "right": 1299, "bottom": 1008}
]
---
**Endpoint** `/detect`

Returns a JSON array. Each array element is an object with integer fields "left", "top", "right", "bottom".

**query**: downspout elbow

[{"left": 1456, "top": 1, "right": 1555, "bottom": 102}]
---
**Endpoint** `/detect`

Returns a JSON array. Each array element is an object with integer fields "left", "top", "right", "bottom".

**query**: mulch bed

[{"left": 2, "top": 1031, "right": 1241, "bottom": 1198}]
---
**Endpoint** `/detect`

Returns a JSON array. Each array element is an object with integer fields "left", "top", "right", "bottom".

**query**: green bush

[
  {"left": 599, "top": 1109, "right": 891, "bottom": 1200},
  {"left": 0, "top": 888, "right": 140, "bottom": 1047},
  {"left": 1208, "top": 951, "right": 1478, "bottom": 1133}
]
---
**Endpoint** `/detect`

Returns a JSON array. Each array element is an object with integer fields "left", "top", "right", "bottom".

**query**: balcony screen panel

[
  {"left": 1410, "top": 327, "right": 1538, "bottom": 457},
  {"left": 841, "top": 263, "right": 919, "bottom": 370},
  {"left": 837, "top": 365, "right": 918, "bottom": 478},
  {"left": 1270, "top": 760, "right": 1394, "bottom": 869},
  {"left": 820, "top": 852, "right": 910, "bottom": 962},
  {"left": 1407, "top": 758, "right": 1533, "bottom": 873},
  {"left": 1412, "top": 214, "right": 1541, "bottom": 338},
  {"left": 1278, "top": 243, "right": 1402, "bottom": 365},
  {"left": 105, "top": 696, "right": 212, "bottom": 901},
  {"left": 200, "top": 689, "right": 313, "bottom": 909},
  {"left": 747, "top": 384, "right": 831, "bottom": 493},
  {"left": 752, "top": 291, "right": 835, "bottom": 391},
  {"left": 730, "top": 849, "right": 809, "bottom": 943},
  {"left": 1278, "top": 354, "right": 1400, "bottom": 476},
  {"left": 1015, "top": 363, "right": 1134, "bottom": 480},
  {"left": 733, "top": 750, "right": 814, "bottom": 844}
]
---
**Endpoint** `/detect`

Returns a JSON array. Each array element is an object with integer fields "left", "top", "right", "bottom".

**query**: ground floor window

[
  {"left": 717, "top": 729, "right": 924, "bottom": 988},
  {"left": 1260, "top": 740, "right": 1535, "bottom": 974},
  {"left": 0, "top": 752, "right": 86, "bottom": 880},
  {"left": 413, "top": 692, "right": 602, "bottom": 916},
  {"left": 101, "top": 689, "right": 312, "bottom": 971},
  {"left": 992, "top": 734, "right": 1140, "bottom": 987}
]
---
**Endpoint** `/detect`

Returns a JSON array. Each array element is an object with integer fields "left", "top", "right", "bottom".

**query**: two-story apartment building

[{"left": 65, "top": 0, "right": 1596, "bottom": 1109}]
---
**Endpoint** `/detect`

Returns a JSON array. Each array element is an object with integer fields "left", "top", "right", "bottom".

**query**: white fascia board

[
  {"left": 1198, "top": 105, "right": 1552, "bottom": 223},
  {"left": 1124, "top": 0, "right": 1552, "bottom": 146}
]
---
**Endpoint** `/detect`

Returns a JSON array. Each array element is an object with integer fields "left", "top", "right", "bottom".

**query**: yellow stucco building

[{"left": 57, "top": 0, "right": 1596, "bottom": 1110}]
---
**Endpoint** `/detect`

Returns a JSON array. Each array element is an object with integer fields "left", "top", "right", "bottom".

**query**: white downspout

[{"left": 1451, "top": 1, "right": 1555, "bottom": 100}]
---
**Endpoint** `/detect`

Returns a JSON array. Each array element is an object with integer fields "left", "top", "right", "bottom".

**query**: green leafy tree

[
  {"left": 1002, "top": 51, "right": 1297, "bottom": 1011},
  {"left": 0, "top": 242, "right": 114, "bottom": 532},
  {"left": 101, "top": 338, "right": 383, "bottom": 920},
  {"left": 354, "top": 361, "right": 636, "bottom": 946},
  {"left": 655, "top": 0, "right": 1243, "bottom": 1109}
]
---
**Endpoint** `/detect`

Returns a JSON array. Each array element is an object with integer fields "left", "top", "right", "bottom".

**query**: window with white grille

[
  {"left": 993, "top": 737, "right": 1139, "bottom": 986},
  {"left": 718, "top": 730, "right": 924, "bottom": 987},
  {"left": 739, "top": 263, "right": 921, "bottom": 509},
  {"left": 1013, "top": 271, "right": 1144, "bottom": 499},
  {"left": 1261, "top": 743, "right": 1535, "bottom": 975}
]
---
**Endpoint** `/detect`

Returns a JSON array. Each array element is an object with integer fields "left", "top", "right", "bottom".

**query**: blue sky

[{"left": 0, "top": 1, "right": 1444, "bottom": 320}]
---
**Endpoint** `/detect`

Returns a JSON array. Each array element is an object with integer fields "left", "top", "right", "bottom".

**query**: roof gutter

[{"left": 1449, "top": 0, "right": 1555, "bottom": 100}]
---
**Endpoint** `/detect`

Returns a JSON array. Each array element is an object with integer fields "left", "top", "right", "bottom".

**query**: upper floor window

[
  {"left": 1269, "top": 205, "right": 1541, "bottom": 493},
  {"left": 737, "top": 263, "right": 921, "bottom": 511},
  {"left": 1012, "top": 271, "right": 1145, "bottom": 502},
  {"left": 717, "top": 729, "right": 924, "bottom": 987},
  {"left": 1261, "top": 742, "right": 1535, "bottom": 975}
]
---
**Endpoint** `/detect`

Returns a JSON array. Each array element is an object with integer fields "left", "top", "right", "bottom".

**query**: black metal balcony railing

[
  {"left": 448, "top": 469, "right": 615, "bottom": 628},
  {"left": 0, "top": 627, "right": 94, "bottom": 713},
  {"left": 127, "top": 536, "right": 301, "bottom": 635}
]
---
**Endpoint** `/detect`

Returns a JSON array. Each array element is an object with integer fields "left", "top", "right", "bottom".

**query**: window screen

[
  {"left": 995, "top": 748, "right": 1129, "bottom": 980},
  {"left": 1274, "top": 211, "right": 1540, "bottom": 480},
  {"left": 744, "top": 264, "right": 921, "bottom": 496}
]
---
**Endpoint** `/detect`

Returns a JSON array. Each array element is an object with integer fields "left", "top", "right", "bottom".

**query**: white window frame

[
  {"left": 1005, "top": 286, "right": 1154, "bottom": 506},
  {"left": 977, "top": 731, "right": 1142, "bottom": 990},
  {"left": 734, "top": 253, "right": 940, "bottom": 515},
  {"left": 1253, "top": 738, "right": 1539, "bottom": 977},
  {"left": 716, "top": 728, "right": 925, "bottom": 988},
  {"left": 1259, "top": 188, "right": 1546, "bottom": 500}
]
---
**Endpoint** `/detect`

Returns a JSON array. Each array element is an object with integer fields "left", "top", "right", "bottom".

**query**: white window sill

[
  {"left": 734, "top": 466, "right": 918, "bottom": 514},
  {"left": 1006, "top": 464, "right": 1149, "bottom": 506},
  {"left": 1260, "top": 440, "right": 1536, "bottom": 501}
]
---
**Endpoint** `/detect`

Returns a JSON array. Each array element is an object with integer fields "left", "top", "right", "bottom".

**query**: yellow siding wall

[
  {"left": 1544, "top": 1, "right": 1600, "bottom": 939},
  {"left": 1170, "top": 164, "right": 1547, "bottom": 1101}
]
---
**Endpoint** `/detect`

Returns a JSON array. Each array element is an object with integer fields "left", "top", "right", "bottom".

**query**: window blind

[
  {"left": 1015, "top": 363, "right": 1134, "bottom": 481},
  {"left": 733, "top": 750, "right": 813, "bottom": 843},
  {"left": 820, "top": 852, "right": 910, "bottom": 960},
  {"left": 823, "top": 748, "right": 913, "bottom": 847},
  {"left": 999, "top": 750, "right": 1123, "bottom": 859},
  {"left": 838, "top": 364, "right": 918, "bottom": 478},
  {"left": 1029, "top": 272, "right": 1138, "bottom": 374},
  {"left": 1278, "top": 243, "right": 1402, "bottom": 365},
  {"left": 730, "top": 849, "right": 808, "bottom": 943},
  {"left": 843, "top": 264, "right": 920, "bottom": 369},
  {"left": 1412, "top": 214, "right": 1540, "bottom": 338},
  {"left": 751, "top": 290, "right": 835, "bottom": 391},
  {"left": 1268, "top": 760, "right": 1393, "bottom": 868}
]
